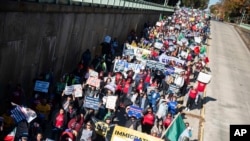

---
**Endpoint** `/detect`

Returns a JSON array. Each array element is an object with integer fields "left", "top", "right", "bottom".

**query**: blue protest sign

[
  {"left": 34, "top": 80, "right": 50, "bottom": 93},
  {"left": 127, "top": 106, "right": 143, "bottom": 119},
  {"left": 84, "top": 96, "right": 100, "bottom": 110}
]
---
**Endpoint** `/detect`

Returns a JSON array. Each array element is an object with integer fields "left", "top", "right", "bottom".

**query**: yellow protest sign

[{"left": 111, "top": 125, "right": 164, "bottom": 141}]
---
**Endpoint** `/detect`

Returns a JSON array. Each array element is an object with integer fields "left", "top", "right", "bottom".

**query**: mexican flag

[
  {"left": 162, "top": 113, "right": 186, "bottom": 141},
  {"left": 4, "top": 128, "right": 16, "bottom": 141}
]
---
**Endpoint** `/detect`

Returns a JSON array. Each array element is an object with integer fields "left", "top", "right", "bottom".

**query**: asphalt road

[{"left": 204, "top": 21, "right": 250, "bottom": 141}]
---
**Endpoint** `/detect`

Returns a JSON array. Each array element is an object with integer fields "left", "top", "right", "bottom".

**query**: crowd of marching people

[{"left": 0, "top": 7, "right": 211, "bottom": 141}]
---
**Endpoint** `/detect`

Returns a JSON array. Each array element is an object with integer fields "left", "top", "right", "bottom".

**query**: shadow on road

[{"left": 203, "top": 96, "right": 217, "bottom": 105}]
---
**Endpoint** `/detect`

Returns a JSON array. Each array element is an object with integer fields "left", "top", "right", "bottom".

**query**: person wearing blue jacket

[
  {"left": 167, "top": 96, "right": 178, "bottom": 116},
  {"left": 151, "top": 89, "right": 161, "bottom": 113}
]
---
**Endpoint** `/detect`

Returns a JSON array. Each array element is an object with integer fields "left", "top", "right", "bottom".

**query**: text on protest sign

[
  {"left": 86, "top": 77, "right": 101, "bottom": 88},
  {"left": 111, "top": 125, "right": 164, "bottom": 141},
  {"left": 89, "top": 69, "right": 99, "bottom": 77},
  {"left": 113, "top": 60, "right": 125, "bottom": 72},
  {"left": 106, "top": 96, "right": 118, "bottom": 110},
  {"left": 159, "top": 54, "right": 185, "bottom": 65},
  {"left": 73, "top": 84, "right": 83, "bottom": 97},
  {"left": 64, "top": 85, "right": 74, "bottom": 95},
  {"left": 84, "top": 96, "right": 100, "bottom": 110},
  {"left": 197, "top": 72, "right": 212, "bottom": 83},
  {"left": 34, "top": 81, "right": 50, "bottom": 93},
  {"left": 127, "top": 106, "right": 143, "bottom": 119}
]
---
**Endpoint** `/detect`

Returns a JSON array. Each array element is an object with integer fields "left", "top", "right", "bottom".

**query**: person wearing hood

[{"left": 125, "top": 116, "right": 140, "bottom": 130}]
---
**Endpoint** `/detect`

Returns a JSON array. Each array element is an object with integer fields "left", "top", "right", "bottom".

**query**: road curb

[{"left": 198, "top": 33, "right": 211, "bottom": 141}]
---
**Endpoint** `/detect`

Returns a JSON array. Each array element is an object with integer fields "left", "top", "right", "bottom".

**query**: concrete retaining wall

[{"left": 0, "top": 2, "right": 171, "bottom": 95}]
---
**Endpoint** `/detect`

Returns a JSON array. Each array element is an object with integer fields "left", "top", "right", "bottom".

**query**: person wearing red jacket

[
  {"left": 163, "top": 113, "right": 173, "bottom": 129},
  {"left": 137, "top": 79, "right": 144, "bottom": 92},
  {"left": 185, "top": 86, "right": 198, "bottom": 111},
  {"left": 195, "top": 81, "right": 206, "bottom": 105},
  {"left": 142, "top": 107, "right": 155, "bottom": 134}
]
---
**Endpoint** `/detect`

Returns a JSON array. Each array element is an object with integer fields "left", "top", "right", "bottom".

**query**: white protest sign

[
  {"left": 194, "top": 37, "right": 201, "bottom": 43},
  {"left": 197, "top": 72, "right": 212, "bottom": 83},
  {"left": 89, "top": 69, "right": 99, "bottom": 77},
  {"left": 64, "top": 85, "right": 74, "bottom": 95},
  {"left": 106, "top": 96, "right": 118, "bottom": 109},
  {"left": 154, "top": 42, "right": 163, "bottom": 49},
  {"left": 20, "top": 107, "right": 37, "bottom": 123},
  {"left": 180, "top": 51, "right": 188, "bottom": 59},
  {"left": 73, "top": 84, "right": 83, "bottom": 97}
]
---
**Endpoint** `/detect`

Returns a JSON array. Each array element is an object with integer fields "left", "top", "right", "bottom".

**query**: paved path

[{"left": 203, "top": 21, "right": 250, "bottom": 141}]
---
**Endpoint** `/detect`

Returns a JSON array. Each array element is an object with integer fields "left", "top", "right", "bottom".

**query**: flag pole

[{"left": 161, "top": 112, "right": 181, "bottom": 139}]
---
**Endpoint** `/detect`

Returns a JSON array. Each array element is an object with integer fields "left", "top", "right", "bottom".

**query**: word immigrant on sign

[
  {"left": 84, "top": 96, "right": 100, "bottom": 110},
  {"left": 111, "top": 125, "right": 164, "bottom": 141},
  {"left": 34, "top": 81, "right": 50, "bottom": 93},
  {"left": 230, "top": 125, "right": 250, "bottom": 141}
]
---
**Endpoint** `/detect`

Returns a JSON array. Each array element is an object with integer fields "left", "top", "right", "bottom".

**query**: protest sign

[
  {"left": 84, "top": 96, "right": 100, "bottom": 110},
  {"left": 146, "top": 60, "right": 156, "bottom": 70},
  {"left": 166, "top": 67, "right": 175, "bottom": 75},
  {"left": 159, "top": 54, "right": 185, "bottom": 65},
  {"left": 10, "top": 104, "right": 37, "bottom": 123},
  {"left": 155, "top": 63, "right": 166, "bottom": 72},
  {"left": 106, "top": 96, "right": 118, "bottom": 109},
  {"left": 113, "top": 60, "right": 125, "bottom": 72},
  {"left": 154, "top": 42, "right": 163, "bottom": 49},
  {"left": 20, "top": 107, "right": 37, "bottom": 123},
  {"left": 127, "top": 106, "right": 143, "bottom": 119},
  {"left": 89, "top": 69, "right": 99, "bottom": 77},
  {"left": 86, "top": 77, "right": 101, "bottom": 88},
  {"left": 197, "top": 72, "right": 212, "bottom": 83},
  {"left": 64, "top": 85, "right": 74, "bottom": 95},
  {"left": 111, "top": 125, "right": 164, "bottom": 141},
  {"left": 194, "top": 37, "right": 201, "bottom": 43},
  {"left": 34, "top": 80, "right": 50, "bottom": 93},
  {"left": 123, "top": 49, "right": 134, "bottom": 56},
  {"left": 73, "top": 84, "right": 82, "bottom": 97}
]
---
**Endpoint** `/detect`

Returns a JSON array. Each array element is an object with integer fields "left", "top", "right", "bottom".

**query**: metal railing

[{"left": 15, "top": 0, "right": 174, "bottom": 12}]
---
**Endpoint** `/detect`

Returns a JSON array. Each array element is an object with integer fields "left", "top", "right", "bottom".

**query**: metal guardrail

[{"left": 16, "top": 0, "right": 174, "bottom": 12}]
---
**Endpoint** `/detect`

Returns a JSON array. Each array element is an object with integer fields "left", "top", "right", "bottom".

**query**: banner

[
  {"left": 126, "top": 44, "right": 151, "bottom": 60},
  {"left": 146, "top": 60, "right": 165, "bottom": 72},
  {"left": 111, "top": 125, "right": 164, "bottom": 141},
  {"left": 113, "top": 60, "right": 126, "bottom": 72},
  {"left": 64, "top": 86, "right": 74, "bottom": 95},
  {"left": 89, "top": 69, "right": 99, "bottom": 77},
  {"left": 73, "top": 84, "right": 82, "bottom": 97},
  {"left": 159, "top": 54, "right": 185, "bottom": 65},
  {"left": 34, "top": 80, "right": 50, "bottom": 93},
  {"left": 123, "top": 49, "right": 134, "bottom": 56},
  {"left": 197, "top": 72, "right": 212, "bottom": 83},
  {"left": 106, "top": 96, "right": 118, "bottom": 109},
  {"left": 84, "top": 96, "right": 100, "bottom": 110},
  {"left": 127, "top": 106, "right": 143, "bottom": 119},
  {"left": 86, "top": 77, "right": 101, "bottom": 88}
]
